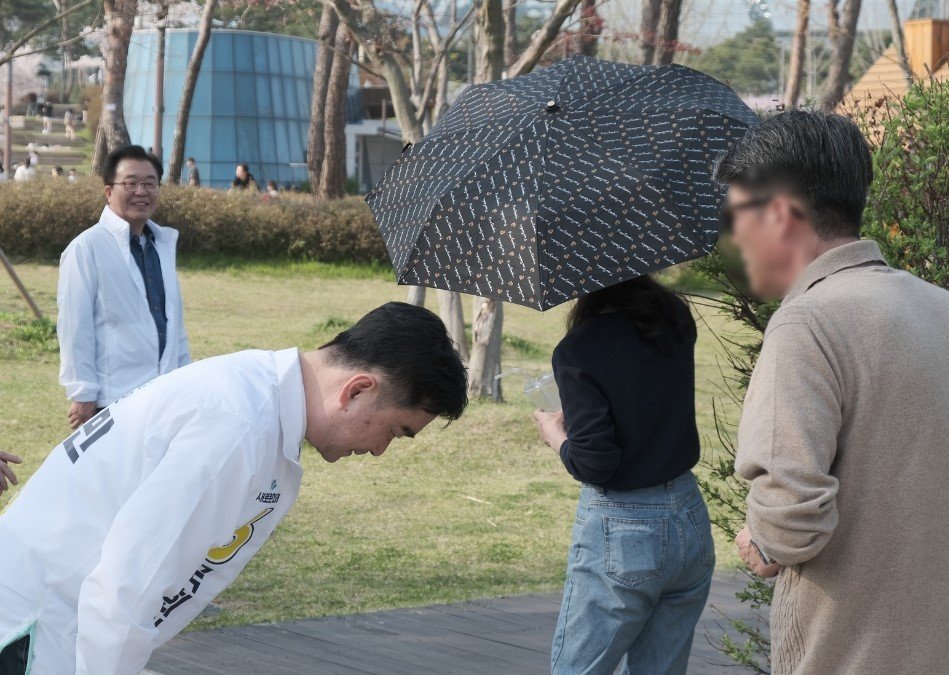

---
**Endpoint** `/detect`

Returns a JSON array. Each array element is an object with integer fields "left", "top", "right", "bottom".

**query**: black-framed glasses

[
  {"left": 720, "top": 196, "right": 773, "bottom": 232},
  {"left": 109, "top": 180, "right": 160, "bottom": 193}
]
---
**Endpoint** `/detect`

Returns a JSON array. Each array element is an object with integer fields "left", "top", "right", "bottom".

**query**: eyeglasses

[
  {"left": 719, "top": 196, "right": 773, "bottom": 232},
  {"left": 109, "top": 180, "right": 160, "bottom": 193}
]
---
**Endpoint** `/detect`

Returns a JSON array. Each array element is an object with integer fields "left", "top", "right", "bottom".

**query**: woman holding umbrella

[
  {"left": 365, "top": 54, "right": 758, "bottom": 673},
  {"left": 534, "top": 276, "right": 713, "bottom": 674}
]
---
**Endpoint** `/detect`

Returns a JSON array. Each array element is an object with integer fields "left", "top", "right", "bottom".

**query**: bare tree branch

[
  {"left": 0, "top": 0, "right": 99, "bottom": 67},
  {"left": 507, "top": 0, "right": 583, "bottom": 77}
]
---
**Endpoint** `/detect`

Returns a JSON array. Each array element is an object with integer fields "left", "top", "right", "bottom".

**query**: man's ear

[
  {"left": 338, "top": 374, "right": 376, "bottom": 408},
  {"left": 770, "top": 195, "right": 800, "bottom": 240}
]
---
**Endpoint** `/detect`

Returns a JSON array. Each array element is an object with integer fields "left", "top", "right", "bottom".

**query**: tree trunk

[
  {"left": 822, "top": 0, "right": 863, "bottom": 112},
  {"left": 466, "top": 0, "right": 508, "bottom": 399},
  {"left": 91, "top": 121, "right": 107, "bottom": 172},
  {"left": 167, "top": 0, "right": 216, "bottom": 183},
  {"left": 307, "top": 9, "right": 338, "bottom": 191},
  {"left": 55, "top": 0, "right": 75, "bottom": 101},
  {"left": 785, "top": 0, "right": 810, "bottom": 107},
  {"left": 578, "top": 0, "right": 602, "bottom": 57},
  {"left": 468, "top": 297, "right": 503, "bottom": 400},
  {"left": 474, "top": 0, "right": 504, "bottom": 83},
  {"left": 318, "top": 25, "right": 353, "bottom": 200},
  {"left": 92, "top": 0, "right": 136, "bottom": 175},
  {"left": 503, "top": 0, "right": 517, "bottom": 67},
  {"left": 437, "top": 289, "right": 468, "bottom": 361},
  {"left": 153, "top": 2, "right": 168, "bottom": 162},
  {"left": 655, "top": 0, "right": 683, "bottom": 65},
  {"left": 886, "top": 0, "right": 913, "bottom": 86},
  {"left": 406, "top": 286, "right": 426, "bottom": 306},
  {"left": 640, "top": 0, "right": 661, "bottom": 64}
]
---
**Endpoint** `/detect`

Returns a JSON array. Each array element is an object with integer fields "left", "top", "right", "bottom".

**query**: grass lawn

[{"left": 0, "top": 260, "right": 748, "bottom": 629}]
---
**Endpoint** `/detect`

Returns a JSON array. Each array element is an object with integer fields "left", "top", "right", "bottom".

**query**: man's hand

[
  {"left": 736, "top": 525, "right": 783, "bottom": 578},
  {"left": 0, "top": 451, "right": 22, "bottom": 494},
  {"left": 533, "top": 410, "right": 567, "bottom": 451},
  {"left": 68, "top": 401, "right": 98, "bottom": 430}
]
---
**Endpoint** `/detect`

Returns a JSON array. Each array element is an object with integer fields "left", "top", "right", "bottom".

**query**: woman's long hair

[{"left": 566, "top": 275, "right": 694, "bottom": 345}]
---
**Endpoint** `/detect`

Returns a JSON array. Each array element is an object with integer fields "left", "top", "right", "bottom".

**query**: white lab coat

[
  {"left": 57, "top": 206, "right": 191, "bottom": 408},
  {"left": 0, "top": 349, "right": 306, "bottom": 674}
]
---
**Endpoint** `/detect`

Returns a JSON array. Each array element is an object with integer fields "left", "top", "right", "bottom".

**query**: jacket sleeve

[
  {"left": 176, "top": 285, "right": 191, "bottom": 367},
  {"left": 75, "top": 407, "right": 261, "bottom": 674},
  {"left": 57, "top": 240, "right": 100, "bottom": 403},
  {"left": 735, "top": 312, "right": 842, "bottom": 566},
  {"left": 554, "top": 348, "right": 625, "bottom": 485}
]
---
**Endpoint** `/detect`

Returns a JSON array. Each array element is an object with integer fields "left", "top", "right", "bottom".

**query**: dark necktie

[{"left": 129, "top": 228, "right": 167, "bottom": 359}]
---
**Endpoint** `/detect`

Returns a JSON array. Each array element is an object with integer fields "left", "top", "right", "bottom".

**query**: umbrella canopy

[{"left": 367, "top": 55, "right": 758, "bottom": 311}]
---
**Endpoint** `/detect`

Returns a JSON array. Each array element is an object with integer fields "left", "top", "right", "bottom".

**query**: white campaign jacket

[
  {"left": 0, "top": 349, "right": 306, "bottom": 674},
  {"left": 58, "top": 206, "right": 191, "bottom": 408}
]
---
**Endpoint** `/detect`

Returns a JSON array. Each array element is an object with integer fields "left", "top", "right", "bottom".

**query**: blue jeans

[{"left": 551, "top": 471, "right": 714, "bottom": 675}]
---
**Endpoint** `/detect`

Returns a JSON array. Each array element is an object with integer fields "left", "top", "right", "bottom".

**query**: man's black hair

[
  {"left": 103, "top": 145, "right": 163, "bottom": 185},
  {"left": 714, "top": 108, "right": 873, "bottom": 239},
  {"left": 320, "top": 302, "right": 468, "bottom": 421}
]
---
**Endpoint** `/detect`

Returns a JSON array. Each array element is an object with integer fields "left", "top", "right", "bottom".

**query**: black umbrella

[{"left": 367, "top": 55, "right": 758, "bottom": 311}]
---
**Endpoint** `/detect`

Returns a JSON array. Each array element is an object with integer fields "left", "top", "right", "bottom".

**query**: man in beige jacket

[{"left": 716, "top": 109, "right": 949, "bottom": 674}]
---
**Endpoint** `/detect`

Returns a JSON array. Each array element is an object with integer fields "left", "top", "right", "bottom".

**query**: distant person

[
  {"left": 13, "top": 158, "right": 35, "bottom": 182},
  {"left": 535, "top": 277, "right": 712, "bottom": 675},
  {"left": 64, "top": 109, "right": 76, "bottom": 140},
  {"left": 266, "top": 180, "right": 279, "bottom": 199},
  {"left": 68, "top": 168, "right": 78, "bottom": 183},
  {"left": 51, "top": 165, "right": 63, "bottom": 178},
  {"left": 41, "top": 102, "right": 53, "bottom": 134},
  {"left": 28, "top": 147, "right": 39, "bottom": 169},
  {"left": 57, "top": 145, "right": 191, "bottom": 430},
  {"left": 229, "top": 162, "right": 258, "bottom": 193},
  {"left": 185, "top": 157, "right": 201, "bottom": 187},
  {"left": 0, "top": 303, "right": 467, "bottom": 673},
  {"left": 0, "top": 161, "right": 6, "bottom": 182},
  {"left": 719, "top": 110, "right": 949, "bottom": 673},
  {"left": 25, "top": 93, "right": 37, "bottom": 117}
]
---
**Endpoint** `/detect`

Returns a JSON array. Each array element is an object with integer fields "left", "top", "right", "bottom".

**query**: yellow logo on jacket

[{"left": 206, "top": 508, "right": 273, "bottom": 564}]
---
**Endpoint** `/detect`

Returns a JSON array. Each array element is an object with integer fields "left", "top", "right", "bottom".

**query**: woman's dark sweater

[{"left": 552, "top": 309, "right": 700, "bottom": 490}]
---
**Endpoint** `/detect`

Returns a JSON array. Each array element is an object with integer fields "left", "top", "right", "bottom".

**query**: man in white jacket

[
  {"left": 0, "top": 302, "right": 468, "bottom": 674},
  {"left": 57, "top": 145, "right": 190, "bottom": 430}
]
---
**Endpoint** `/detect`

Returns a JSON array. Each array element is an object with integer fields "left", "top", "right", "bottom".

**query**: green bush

[{"left": 0, "top": 178, "right": 388, "bottom": 264}]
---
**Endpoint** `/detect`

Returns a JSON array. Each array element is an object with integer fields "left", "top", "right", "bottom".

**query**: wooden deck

[{"left": 147, "top": 572, "right": 763, "bottom": 674}]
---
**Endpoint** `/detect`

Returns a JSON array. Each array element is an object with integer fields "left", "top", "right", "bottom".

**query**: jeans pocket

[
  {"left": 602, "top": 516, "right": 667, "bottom": 587},
  {"left": 686, "top": 502, "right": 715, "bottom": 567}
]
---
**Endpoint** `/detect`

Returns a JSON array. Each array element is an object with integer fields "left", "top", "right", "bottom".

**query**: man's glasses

[
  {"left": 109, "top": 180, "right": 160, "bottom": 193},
  {"left": 719, "top": 196, "right": 774, "bottom": 232}
]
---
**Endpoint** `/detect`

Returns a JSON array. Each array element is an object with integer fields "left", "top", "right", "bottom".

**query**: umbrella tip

[{"left": 546, "top": 100, "right": 559, "bottom": 112}]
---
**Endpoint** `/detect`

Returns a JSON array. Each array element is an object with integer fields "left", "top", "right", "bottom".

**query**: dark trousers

[{"left": 0, "top": 634, "right": 29, "bottom": 675}]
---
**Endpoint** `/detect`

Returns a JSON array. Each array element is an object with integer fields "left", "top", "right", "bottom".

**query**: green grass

[{"left": 0, "top": 261, "right": 748, "bottom": 629}]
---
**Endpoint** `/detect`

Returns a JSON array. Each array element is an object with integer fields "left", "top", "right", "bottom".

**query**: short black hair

[
  {"left": 714, "top": 109, "right": 873, "bottom": 239},
  {"left": 320, "top": 302, "right": 468, "bottom": 421},
  {"left": 186, "top": 157, "right": 195, "bottom": 163},
  {"left": 103, "top": 145, "right": 163, "bottom": 185}
]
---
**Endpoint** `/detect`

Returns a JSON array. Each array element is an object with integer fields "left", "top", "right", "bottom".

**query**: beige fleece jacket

[{"left": 736, "top": 240, "right": 949, "bottom": 675}]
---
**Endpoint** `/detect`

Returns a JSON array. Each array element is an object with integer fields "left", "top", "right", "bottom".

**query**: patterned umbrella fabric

[{"left": 367, "top": 55, "right": 759, "bottom": 311}]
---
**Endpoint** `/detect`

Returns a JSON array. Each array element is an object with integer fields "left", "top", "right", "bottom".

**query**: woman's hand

[{"left": 533, "top": 410, "right": 567, "bottom": 451}]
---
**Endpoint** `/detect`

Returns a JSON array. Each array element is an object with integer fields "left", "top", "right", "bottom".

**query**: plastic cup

[{"left": 525, "top": 371, "right": 561, "bottom": 412}]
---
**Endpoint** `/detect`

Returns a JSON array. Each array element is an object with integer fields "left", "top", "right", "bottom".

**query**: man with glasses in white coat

[{"left": 57, "top": 145, "right": 190, "bottom": 430}]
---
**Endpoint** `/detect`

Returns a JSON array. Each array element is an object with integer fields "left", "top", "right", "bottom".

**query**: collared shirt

[
  {"left": 128, "top": 224, "right": 168, "bottom": 359},
  {"left": 0, "top": 349, "right": 307, "bottom": 674}
]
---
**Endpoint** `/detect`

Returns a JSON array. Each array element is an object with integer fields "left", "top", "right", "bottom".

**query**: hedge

[{"left": 0, "top": 178, "right": 389, "bottom": 263}]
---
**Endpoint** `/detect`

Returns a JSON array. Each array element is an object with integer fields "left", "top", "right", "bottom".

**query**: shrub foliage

[{"left": 0, "top": 180, "right": 388, "bottom": 264}]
